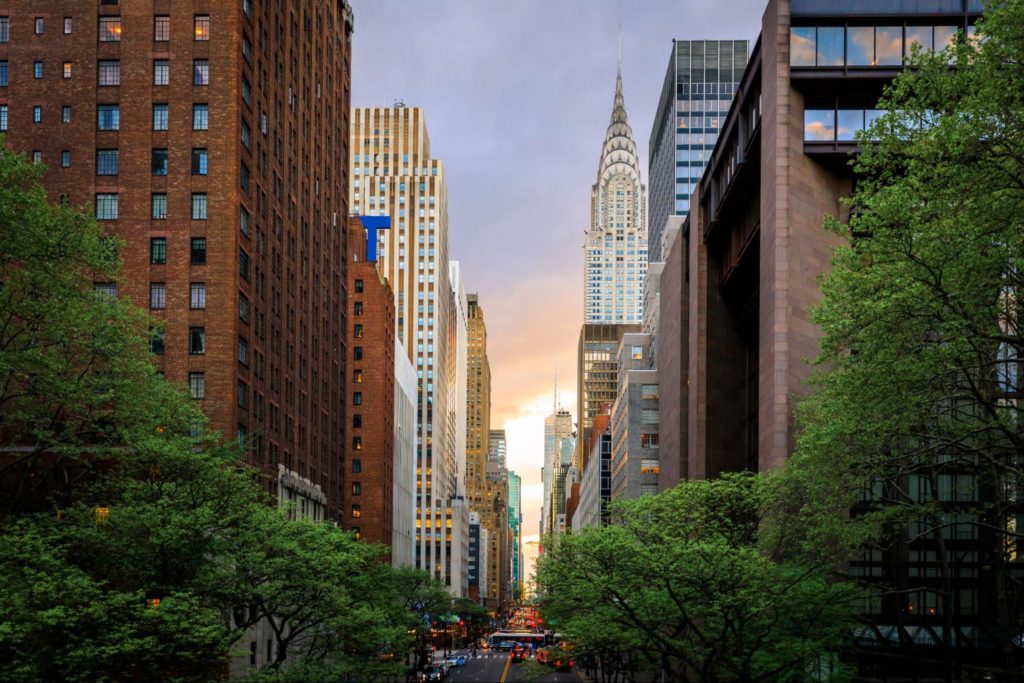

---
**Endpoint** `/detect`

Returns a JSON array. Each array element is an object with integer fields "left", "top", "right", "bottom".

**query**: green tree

[
  {"left": 789, "top": 0, "right": 1024, "bottom": 675},
  {"left": 537, "top": 473, "right": 856, "bottom": 683}
]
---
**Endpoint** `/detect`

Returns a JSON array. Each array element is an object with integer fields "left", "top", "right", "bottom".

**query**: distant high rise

[
  {"left": 648, "top": 40, "right": 749, "bottom": 262},
  {"left": 507, "top": 471, "right": 523, "bottom": 597},
  {"left": 584, "top": 42, "right": 648, "bottom": 325},
  {"left": 541, "top": 407, "right": 573, "bottom": 535},
  {"left": 350, "top": 107, "right": 465, "bottom": 595},
  {"left": 576, "top": 323, "right": 638, "bottom": 473}
]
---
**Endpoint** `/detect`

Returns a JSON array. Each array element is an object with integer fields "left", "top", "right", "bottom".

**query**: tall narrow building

[
  {"left": 584, "top": 44, "right": 648, "bottom": 325},
  {"left": 349, "top": 106, "right": 465, "bottom": 595},
  {"left": 507, "top": 471, "right": 523, "bottom": 598},
  {"left": 0, "top": 2, "right": 355, "bottom": 528},
  {"left": 541, "top": 406, "right": 573, "bottom": 535}
]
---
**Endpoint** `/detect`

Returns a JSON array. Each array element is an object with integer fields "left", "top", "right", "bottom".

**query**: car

[
  {"left": 420, "top": 665, "right": 445, "bottom": 682},
  {"left": 444, "top": 655, "right": 465, "bottom": 668},
  {"left": 510, "top": 644, "right": 528, "bottom": 662}
]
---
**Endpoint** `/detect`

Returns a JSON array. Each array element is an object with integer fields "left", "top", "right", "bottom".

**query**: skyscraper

[
  {"left": 350, "top": 106, "right": 465, "bottom": 594},
  {"left": 507, "top": 471, "right": 523, "bottom": 598},
  {"left": 584, "top": 44, "right": 648, "bottom": 325},
  {"left": 0, "top": 2, "right": 355, "bottom": 530},
  {"left": 648, "top": 40, "right": 749, "bottom": 262},
  {"left": 541, "top": 407, "right": 573, "bottom": 535}
]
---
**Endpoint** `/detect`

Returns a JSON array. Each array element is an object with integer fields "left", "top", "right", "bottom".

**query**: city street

[{"left": 438, "top": 649, "right": 582, "bottom": 683}]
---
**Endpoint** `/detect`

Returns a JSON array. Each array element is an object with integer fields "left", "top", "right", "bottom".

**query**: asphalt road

[{"left": 438, "top": 648, "right": 582, "bottom": 683}]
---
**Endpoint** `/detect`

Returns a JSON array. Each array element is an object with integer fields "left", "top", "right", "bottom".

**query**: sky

[{"left": 351, "top": 0, "right": 764, "bottom": 583}]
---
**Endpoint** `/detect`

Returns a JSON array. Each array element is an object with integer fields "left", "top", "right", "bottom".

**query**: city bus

[{"left": 488, "top": 630, "right": 551, "bottom": 650}]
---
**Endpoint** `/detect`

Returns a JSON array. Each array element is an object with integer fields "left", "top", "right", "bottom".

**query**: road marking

[{"left": 498, "top": 654, "right": 511, "bottom": 683}]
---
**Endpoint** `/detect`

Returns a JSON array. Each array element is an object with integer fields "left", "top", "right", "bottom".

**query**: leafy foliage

[{"left": 537, "top": 473, "right": 857, "bottom": 683}]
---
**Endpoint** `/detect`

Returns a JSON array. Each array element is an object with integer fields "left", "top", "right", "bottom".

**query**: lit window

[
  {"left": 63, "top": 17, "right": 72, "bottom": 35},
  {"left": 98, "top": 16, "right": 121, "bottom": 42},
  {"left": 352, "top": 504, "right": 361, "bottom": 519},
  {"left": 62, "top": 62, "right": 72, "bottom": 79},
  {"left": 32, "top": 106, "right": 42, "bottom": 124},
  {"left": 194, "top": 15, "right": 210, "bottom": 41},
  {"left": 33, "top": 62, "right": 43, "bottom": 79}
]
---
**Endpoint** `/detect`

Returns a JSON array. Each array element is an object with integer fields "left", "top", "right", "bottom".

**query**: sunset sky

[{"left": 351, "top": 0, "right": 763, "bottom": 582}]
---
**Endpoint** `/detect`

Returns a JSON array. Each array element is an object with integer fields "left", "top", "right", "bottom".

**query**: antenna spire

[{"left": 617, "top": 23, "right": 622, "bottom": 79}]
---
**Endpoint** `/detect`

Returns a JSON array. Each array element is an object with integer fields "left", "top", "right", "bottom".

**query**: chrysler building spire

[{"left": 583, "top": 34, "right": 648, "bottom": 325}]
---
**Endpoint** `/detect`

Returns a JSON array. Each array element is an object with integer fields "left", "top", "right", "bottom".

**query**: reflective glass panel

[
  {"left": 847, "top": 27, "right": 874, "bottom": 66},
  {"left": 817, "top": 27, "right": 844, "bottom": 66},
  {"left": 804, "top": 110, "right": 835, "bottom": 141},
  {"left": 876, "top": 27, "right": 903, "bottom": 65},
  {"left": 791, "top": 27, "right": 816, "bottom": 66},
  {"left": 935, "top": 26, "right": 958, "bottom": 52},
  {"left": 837, "top": 110, "right": 864, "bottom": 141},
  {"left": 906, "top": 26, "right": 933, "bottom": 56}
]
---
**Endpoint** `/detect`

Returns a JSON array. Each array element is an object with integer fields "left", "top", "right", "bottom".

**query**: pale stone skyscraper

[
  {"left": 350, "top": 106, "right": 466, "bottom": 596},
  {"left": 585, "top": 45, "right": 648, "bottom": 324}
]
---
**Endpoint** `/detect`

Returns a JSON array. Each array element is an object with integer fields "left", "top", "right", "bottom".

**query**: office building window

[
  {"left": 352, "top": 459, "right": 362, "bottom": 473},
  {"left": 97, "top": 60, "right": 120, "bottom": 86},
  {"left": 354, "top": 301, "right": 363, "bottom": 315},
  {"left": 354, "top": 279, "right": 364, "bottom": 293},
  {"left": 154, "top": 16, "right": 169, "bottom": 41},
  {"left": 32, "top": 106, "right": 41, "bottom": 123},
  {"left": 351, "top": 482, "right": 361, "bottom": 496},
  {"left": 642, "top": 409, "right": 659, "bottom": 424},
  {"left": 153, "top": 60, "right": 169, "bottom": 86},
  {"left": 188, "top": 372, "right": 205, "bottom": 399},
  {"left": 641, "top": 433, "right": 660, "bottom": 449},
  {"left": 0, "top": 18, "right": 9, "bottom": 43},
  {"left": 641, "top": 384, "right": 659, "bottom": 399},
  {"left": 237, "top": 380, "right": 248, "bottom": 409},
  {"left": 353, "top": 369, "right": 363, "bottom": 384},
  {"left": 191, "top": 194, "right": 207, "bottom": 220},
  {"left": 240, "top": 163, "right": 250, "bottom": 192},
  {"left": 239, "top": 205, "right": 250, "bottom": 236},
  {"left": 95, "top": 193, "right": 118, "bottom": 220},
  {"left": 0, "top": 61, "right": 8, "bottom": 86},
  {"left": 194, "top": 15, "right": 210, "bottom": 41},
  {"left": 0, "top": 105, "right": 7, "bottom": 131},
  {"left": 98, "top": 16, "right": 121, "bottom": 42},
  {"left": 97, "top": 104, "right": 119, "bottom": 130},
  {"left": 152, "top": 103, "right": 168, "bottom": 131},
  {"left": 151, "top": 193, "right": 167, "bottom": 219},
  {"left": 61, "top": 106, "right": 71, "bottom": 124},
  {"left": 34, "top": 18, "right": 44, "bottom": 35},
  {"left": 353, "top": 414, "right": 362, "bottom": 428},
  {"left": 96, "top": 149, "right": 119, "bottom": 176},
  {"left": 60, "top": 151, "right": 70, "bottom": 168},
  {"left": 239, "top": 292, "right": 249, "bottom": 322},
  {"left": 193, "top": 59, "right": 209, "bottom": 85},
  {"left": 149, "top": 283, "right": 166, "bottom": 310},
  {"left": 352, "top": 436, "right": 362, "bottom": 451},
  {"left": 151, "top": 329, "right": 165, "bottom": 355},
  {"left": 95, "top": 282, "right": 117, "bottom": 297},
  {"left": 31, "top": 151, "right": 41, "bottom": 164},
  {"left": 192, "top": 103, "right": 209, "bottom": 130},
  {"left": 190, "top": 237, "right": 207, "bottom": 265},
  {"left": 190, "top": 283, "right": 206, "bottom": 310},
  {"left": 353, "top": 346, "right": 363, "bottom": 361},
  {"left": 351, "top": 504, "right": 361, "bottom": 519},
  {"left": 238, "top": 337, "right": 248, "bottom": 365},
  {"left": 152, "top": 148, "right": 168, "bottom": 176},
  {"left": 33, "top": 62, "right": 42, "bottom": 79},
  {"left": 191, "top": 148, "right": 208, "bottom": 175},
  {"left": 63, "top": 17, "right": 72, "bottom": 34},
  {"left": 353, "top": 324, "right": 363, "bottom": 338},
  {"left": 239, "top": 248, "right": 249, "bottom": 280},
  {"left": 150, "top": 238, "right": 167, "bottom": 265},
  {"left": 62, "top": 62, "right": 72, "bottom": 79},
  {"left": 352, "top": 392, "right": 362, "bottom": 406}
]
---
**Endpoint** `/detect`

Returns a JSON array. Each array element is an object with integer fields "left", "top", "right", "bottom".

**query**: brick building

[
  {"left": 0, "top": 1, "right": 355, "bottom": 523},
  {"left": 345, "top": 216, "right": 395, "bottom": 556}
]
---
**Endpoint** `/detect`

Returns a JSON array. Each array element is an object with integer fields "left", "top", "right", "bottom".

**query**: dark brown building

[
  {"left": 656, "top": 0, "right": 993, "bottom": 673},
  {"left": 0, "top": 1, "right": 354, "bottom": 521},
  {"left": 345, "top": 216, "right": 395, "bottom": 555}
]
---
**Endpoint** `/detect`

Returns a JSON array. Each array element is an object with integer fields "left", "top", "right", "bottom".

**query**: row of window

[
  {"left": 790, "top": 25, "right": 971, "bottom": 69},
  {"left": 149, "top": 282, "right": 206, "bottom": 310},
  {"left": 0, "top": 14, "right": 210, "bottom": 43},
  {"left": 89, "top": 148, "right": 208, "bottom": 176},
  {"left": 92, "top": 59, "right": 210, "bottom": 86},
  {"left": 94, "top": 193, "right": 209, "bottom": 221},
  {"left": 0, "top": 102, "right": 209, "bottom": 132},
  {"left": 149, "top": 237, "right": 206, "bottom": 265}
]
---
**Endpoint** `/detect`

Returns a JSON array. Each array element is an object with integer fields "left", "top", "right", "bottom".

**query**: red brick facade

[
  {"left": 0, "top": 1, "right": 354, "bottom": 521},
  {"left": 344, "top": 217, "right": 395, "bottom": 556}
]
